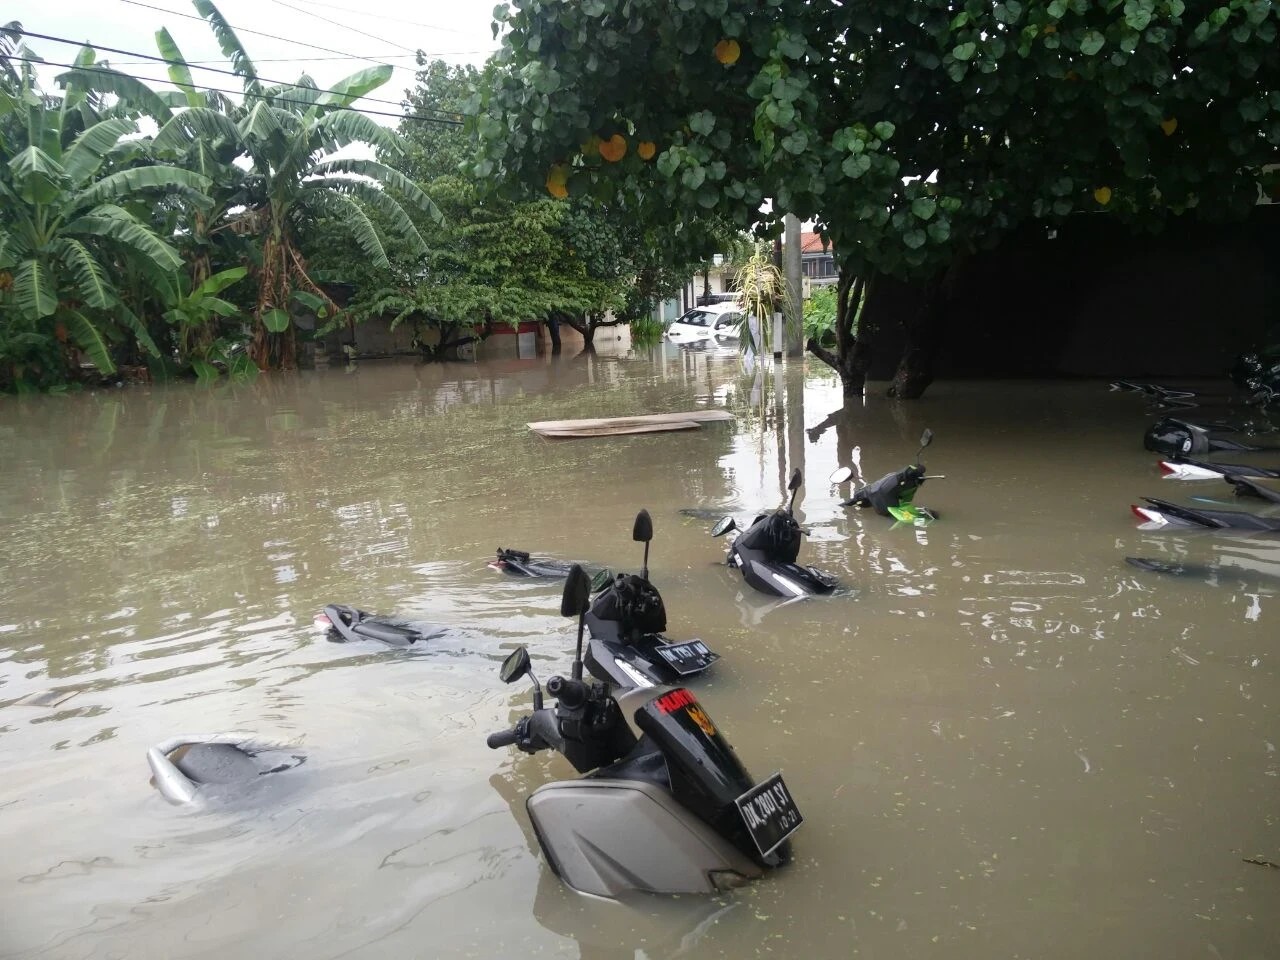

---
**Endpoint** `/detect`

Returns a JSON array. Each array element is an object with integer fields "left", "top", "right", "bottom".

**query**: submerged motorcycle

[
  {"left": 582, "top": 509, "right": 719, "bottom": 688},
  {"left": 1131, "top": 489, "right": 1280, "bottom": 532},
  {"left": 830, "top": 428, "right": 944, "bottom": 523},
  {"left": 1143, "top": 417, "right": 1263, "bottom": 458},
  {"left": 313, "top": 604, "right": 446, "bottom": 647},
  {"left": 1158, "top": 456, "right": 1280, "bottom": 481},
  {"left": 710, "top": 469, "right": 840, "bottom": 598},
  {"left": 487, "top": 565, "right": 800, "bottom": 898},
  {"left": 489, "top": 547, "right": 608, "bottom": 582}
]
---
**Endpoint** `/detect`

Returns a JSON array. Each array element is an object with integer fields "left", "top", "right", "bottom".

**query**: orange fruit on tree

[
  {"left": 546, "top": 163, "right": 569, "bottom": 198},
  {"left": 1043, "top": 24, "right": 1057, "bottom": 34},
  {"left": 1093, "top": 186, "right": 1112, "bottom": 206},
  {"left": 637, "top": 140, "right": 656, "bottom": 161},
  {"left": 1160, "top": 117, "right": 1178, "bottom": 136},
  {"left": 714, "top": 38, "right": 741, "bottom": 65},
  {"left": 599, "top": 134, "right": 627, "bottom": 162}
]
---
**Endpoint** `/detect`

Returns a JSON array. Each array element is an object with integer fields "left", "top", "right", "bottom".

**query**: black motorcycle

[
  {"left": 710, "top": 469, "right": 840, "bottom": 598},
  {"left": 486, "top": 565, "right": 800, "bottom": 899},
  {"left": 1131, "top": 483, "right": 1280, "bottom": 531},
  {"left": 582, "top": 509, "right": 719, "bottom": 688},
  {"left": 1143, "top": 417, "right": 1263, "bottom": 458},
  {"left": 829, "top": 428, "right": 944, "bottom": 523},
  {"left": 489, "top": 547, "right": 609, "bottom": 583}
]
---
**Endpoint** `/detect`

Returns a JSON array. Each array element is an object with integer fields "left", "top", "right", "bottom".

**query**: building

[{"left": 799, "top": 232, "right": 838, "bottom": 288}]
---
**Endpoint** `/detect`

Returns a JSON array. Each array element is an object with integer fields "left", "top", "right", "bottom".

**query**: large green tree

[
  {"left": 381, "top": 56, "right": 735, "bottom": 351},
  {"left": 473, "top": 0, "right": 1280, "bottom": 397}
]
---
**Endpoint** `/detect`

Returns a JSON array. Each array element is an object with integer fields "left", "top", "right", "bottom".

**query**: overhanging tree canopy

[{"left": 472, "top": 0, "right": 1280, "bottom": 396}]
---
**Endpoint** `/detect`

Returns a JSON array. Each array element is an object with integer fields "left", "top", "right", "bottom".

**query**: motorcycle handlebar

[
  {"left": 545, "top": 675, "right": 589, "bottom": 709},
  {"left": 486, "top": 728, "right": 521, "bottom": 749}
]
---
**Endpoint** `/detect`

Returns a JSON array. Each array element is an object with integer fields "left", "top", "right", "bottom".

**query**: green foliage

[
  {"left": 397, "top": 59, "right": 482, "bottom": 184},
  {"left": 473, "top": 0, "right": 1280, "bottom": 284},
  {"left": 159, "top": 265, "right": 248, "bottom": 367},
  {"left": 0, "top": 55, "right": 210, "bottom": 389},
  {"left": 629, "top": 314, "right": 664, "bottom": 346},
  {"left": 803, "top": 285, "right": 840, "bottom": 345},
  {"left": 733, "top": 241, "right": 793, "bottom": 354}
]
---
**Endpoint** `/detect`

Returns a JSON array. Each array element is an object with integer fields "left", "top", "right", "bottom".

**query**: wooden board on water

[
  {"left": 16, "top": 689, "right": 80, "bottom": 708},
  {"left": 528, "top": 409, "right": 733, "bottom": 438}
]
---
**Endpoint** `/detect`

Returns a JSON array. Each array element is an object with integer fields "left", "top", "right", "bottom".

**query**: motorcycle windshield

[{"left": 634, "top": 689, "right": 755, "bottom": 823}]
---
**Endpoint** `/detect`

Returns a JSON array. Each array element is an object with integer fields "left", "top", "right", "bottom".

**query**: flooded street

[{"left": 1, "top": 349, "right": 1277, "bottom": 960}]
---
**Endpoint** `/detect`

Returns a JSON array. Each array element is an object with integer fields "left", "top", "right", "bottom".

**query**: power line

[
  {"left": 106, "top": 52, "right": 494, "bottom": 65},
  {"left": 11, "top": 27, "right": 464, "bottom": 119},
  {"left": 3, "top": 53, "right": 463, "bottom": 125},
  {"left": 279, "top": 0, "right": 476, "bottom": 34},
  {"left": 287, "top": 0, "right": 474, "bottom": 34},
  {"left": 265, "top": 0, "right": 420, "bottom": 56},
  {"left": 112, "top": 0, "right": 406, "bottom": 67}
]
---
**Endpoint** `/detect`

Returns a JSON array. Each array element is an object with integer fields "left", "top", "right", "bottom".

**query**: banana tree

[
  {"left": 0, "top": 67, "right": 210, "bottom": 388},
  {"left": 179, "top": 0, "right": 444, "bottom": 370}
]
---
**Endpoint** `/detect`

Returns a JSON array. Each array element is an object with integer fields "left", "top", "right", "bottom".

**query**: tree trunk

[
  {"left": 807, "top": 269, "right": 874, "bottom": 397},
  {"left": 886, "top": 271, "right": 945, "bottom": 400}
]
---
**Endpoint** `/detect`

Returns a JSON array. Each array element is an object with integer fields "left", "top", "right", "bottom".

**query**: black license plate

[
  {"left": 654, "top": 639, "right": 719, "bottom": 675},
  {"left": 735, "top": 772, "right": 802, "bottom": 857}
]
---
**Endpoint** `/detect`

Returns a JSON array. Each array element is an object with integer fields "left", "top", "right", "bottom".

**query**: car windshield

[{"left": 677, "top": 310, "right": 714, "bottom": 328}]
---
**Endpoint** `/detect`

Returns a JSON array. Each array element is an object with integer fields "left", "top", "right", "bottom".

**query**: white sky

[{"left": 10, "top": 0, "right": 503, "bottom": 124}]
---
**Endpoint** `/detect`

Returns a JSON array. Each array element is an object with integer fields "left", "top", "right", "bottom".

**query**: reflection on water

[{"left": 1, "top": 352, "right": 1277, "bottom": 959}]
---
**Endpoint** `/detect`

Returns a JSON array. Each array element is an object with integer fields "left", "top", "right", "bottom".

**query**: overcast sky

[{"left": 10, "top": 0, "right": 503, "bottom": 124}]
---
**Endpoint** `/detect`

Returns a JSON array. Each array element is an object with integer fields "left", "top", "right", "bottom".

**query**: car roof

[{"left": 686, "top": 302, "right": 742, "bottom": 315}]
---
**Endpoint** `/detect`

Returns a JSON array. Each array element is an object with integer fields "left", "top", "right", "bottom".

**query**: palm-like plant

[
  {"left": 733, "top": 241, "right": 794, "bottom": 356},
  {"left": 166, "top": 0, "right": 444, "bottom": 369},
  {"left": 0, "top": 51, "right": 211, "bottom": 386}
]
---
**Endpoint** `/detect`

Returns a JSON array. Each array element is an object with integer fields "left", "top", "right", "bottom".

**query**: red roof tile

[{"left": 799, "top": 231, "right": 829, "bottom": 253}]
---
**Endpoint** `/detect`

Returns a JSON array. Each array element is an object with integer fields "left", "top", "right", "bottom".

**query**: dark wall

[{"left": 865, "top": 205, "right": 1280, "bottom": 380}]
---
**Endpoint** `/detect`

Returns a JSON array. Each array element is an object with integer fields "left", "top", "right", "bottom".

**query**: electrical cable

[
  {"left": 101, "top": 52, "right": 494, "bottom": 65},
  {"left": 3, "top": 53, "right": 464, "bottom": 124},
  {"left": 111, "top": 0, "right": 411, "bottom": 66},
  {"left": 264, "top": 0, "right": 420, "bottom": 55},
  {"left": 103, "top": 52, "right": 492, "bottom": 64},
  {"left": 272, "top": 0, "right": 475, "bottom": 34},
  {"left": 10, "top": 27, "right": 465, "bottom": 119}
]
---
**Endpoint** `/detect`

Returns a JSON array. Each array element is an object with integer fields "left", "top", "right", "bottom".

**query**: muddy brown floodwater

[{"left": 1, "top": 345, "right": 1277, "bottom": 960}]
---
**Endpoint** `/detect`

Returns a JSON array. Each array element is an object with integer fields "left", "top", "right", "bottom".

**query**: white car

[{"left": 664, "top": 303, "right": 744, "bottom": 341}]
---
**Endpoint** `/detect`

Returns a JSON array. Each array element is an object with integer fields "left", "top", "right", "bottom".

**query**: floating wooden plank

[
  {"left": 15, "top": 689, "right": 80, "bottom": 708},
  {"left": 528, "top": 409, "right": 733, "bottom": 438},
  {"left": 534, "top": 420, "right": 702, "bottom": 438}
]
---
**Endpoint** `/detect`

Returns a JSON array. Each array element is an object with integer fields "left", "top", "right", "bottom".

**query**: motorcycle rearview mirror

[
  {"left": 632, "top": 509, "right": 653, "bottom": 580},
  {"left": 786, "top": 468, "right": 803, "bottom": 513},
  {"left": 917, "top": 428, "right": 934, "bottom": 456},
  {"left": 632, "top": 509, "right": 653, "bottom": 543},
  {"left": 562, "top": 564, "right": 592, "bottom": 680},
  {"left": 561, "top": 564, "right": 591, "bottom": 617},
  {"left": 499, "top": 646, "right": 531, "bottom": 684},
  {"left": 828, "top": 466, "right": 854, "bottom": 484},
  {"left": 499, "top": 645, "right": 543, "bottom": 709},
  {"left": 711, "top": 516, "right": 736, "bottom": 537}
]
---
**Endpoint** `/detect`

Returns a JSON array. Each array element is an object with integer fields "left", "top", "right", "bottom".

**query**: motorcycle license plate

[
  {"left": 654, "top": 639, "right": 719, "bottom": 675},
  {"left": 735, "top": 772, "right": 802, "bottom": 857}
]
